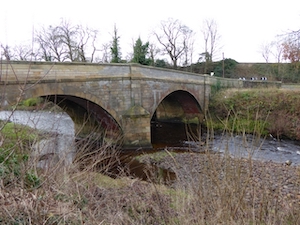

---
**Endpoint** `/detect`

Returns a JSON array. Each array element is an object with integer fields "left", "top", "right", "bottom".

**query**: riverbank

[
  {"left": 1, "top": 150, "right": 299, "bottom": 224},
  {"left": 208, "top": 88, "right": 300, "bottom": 140}
]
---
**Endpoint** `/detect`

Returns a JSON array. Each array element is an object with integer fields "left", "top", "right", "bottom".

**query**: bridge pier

[{"left": 122, "top": 105, "right": 152, "bottom": 149}]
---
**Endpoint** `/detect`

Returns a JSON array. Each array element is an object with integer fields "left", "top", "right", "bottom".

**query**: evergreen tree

[
  {"left": 110, "top": 24, "right": 121, "bottom": 63},
  {"left": 131, "top": 37, "right": 151, "bottom": 65},
  {"left": 213, "top": 58, "right": 238, "bottom": 78}
]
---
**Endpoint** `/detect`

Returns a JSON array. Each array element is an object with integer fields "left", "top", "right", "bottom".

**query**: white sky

[{"left": 0, "top": 0, "right": 299, "bottom": 63}]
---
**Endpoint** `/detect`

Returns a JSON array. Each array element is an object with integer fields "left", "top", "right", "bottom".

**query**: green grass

[
  {"left": 135, "top": 150, "right": 176, "bottom": 163},
  {"left": 0, "top": 121, "right": 41, "bottom": 188},
  {"left": 1, "top": 122, "right": 38, "bottom": 140},
  {"left": 21, "top": 97, "right": 43, "bottom": 107}
]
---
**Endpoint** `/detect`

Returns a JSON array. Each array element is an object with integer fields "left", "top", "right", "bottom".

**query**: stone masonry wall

[{"left": 0, "top": 62, "right": 209, "bottom": 148}]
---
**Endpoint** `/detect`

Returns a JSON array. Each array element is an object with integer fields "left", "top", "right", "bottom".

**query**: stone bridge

[{"left": 0, "top": 61, "right": 281, "bottom": 149}]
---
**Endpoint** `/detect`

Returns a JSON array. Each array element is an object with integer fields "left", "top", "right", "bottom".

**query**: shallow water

[
  {"left": 179, "top": 134, "right": 300, "bottom": 166},
  {"left": 1, "top": 110, "right": 300, "bottom": 166},
  {"left": 210, "top": 134, "right": 300, "bottom": 165}
]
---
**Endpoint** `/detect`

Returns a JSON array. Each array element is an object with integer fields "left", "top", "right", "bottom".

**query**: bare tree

[
  {"left": 260, "top": 36, "right": 288, "bottom": 80},
  {"left": 148, "top": 43, "right": 160, "bottom": 66},
  {"left": 13, "top": 44, "right": 36, "bottom": 61},
  {"left": 100, "top": 43, "right": 111, "bottom": 63},
  {"left": 0, "top": 44, "right": 13, "bottom": 60},
  {"left": 272, "top": 41, "right": 283, "bottom": 63},
  {"left": 182, "top": 33, "right": 195, "bottom": 68},
  {"left": 271, "top": 40, "right": 285, "bottom": 79},
  {"left": 201, "top": 19, "right": 221, "bottom": 73},
  {"left": 76, "top": 25, "right": 98, "bottom": 62},
  {"left": 35, "top": 19, "right": 99, "bottom": 62},
  {"left": 35, "top": 25, "right": 65, "bottom": 61},
  {"left": 260, "top": 42, "right": 273, "bottom": 63},
  {"left": 154, "top": 18, "right": 194, "bottom": 68},
  {"left": 56, "top": 21, "right": 97, "bottom": 62},
  {"left": 57, "top": 20, "right": 77, "bottom": 61},
  {"left": 260, "top": 38, "right": 285, "bottom": 63}
]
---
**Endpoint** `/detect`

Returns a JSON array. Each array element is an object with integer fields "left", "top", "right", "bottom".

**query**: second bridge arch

[{"left": 151, "top": 90, "right": 205, "bottom": 147}]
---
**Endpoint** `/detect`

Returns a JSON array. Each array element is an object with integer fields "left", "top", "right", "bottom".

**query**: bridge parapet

[
  {"left": 0, "top": 61, "right": 132, "bottom": 83},
  {"left": 130, "top": 64, "right": 207, "bottom": 84},
  {"left": 207, "top": 76, "right": 282, "bottom": 89},
  {"left": 1, "top": 61, "right": 209, "bottom": 85},
  {"left": 0, "top": 61, "right": 282, "bottom": 89}
]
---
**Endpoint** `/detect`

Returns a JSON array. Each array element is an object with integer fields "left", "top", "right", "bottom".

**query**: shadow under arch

[
  {"left": 42, "top": 95, "right": 122, "bottom": 142},
  {"left": 151, "top": 90, "right": 205, "bottom": 148}
]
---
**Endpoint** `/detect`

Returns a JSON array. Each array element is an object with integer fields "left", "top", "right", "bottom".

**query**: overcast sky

[{"left": 1, "top": 0, "right": 299, "bottom": 63}]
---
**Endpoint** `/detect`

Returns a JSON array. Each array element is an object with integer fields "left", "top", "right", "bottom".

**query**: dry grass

[
  {"left": 0, "top": 126, "right": 299, "bottom": 225},
  {"left": 152, "top": 152, "right": 300, "bottom": 224}
]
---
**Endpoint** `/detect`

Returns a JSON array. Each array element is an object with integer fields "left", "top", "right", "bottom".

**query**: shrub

[{"left": 21, "top": 97, "right": 43, "bottom": 107}]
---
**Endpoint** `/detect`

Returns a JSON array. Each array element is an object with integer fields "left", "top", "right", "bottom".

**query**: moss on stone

[{"left": 123, "top": 105, "right": 150, "bottom": 118}]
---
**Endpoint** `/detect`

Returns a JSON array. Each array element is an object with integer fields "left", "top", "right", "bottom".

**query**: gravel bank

[{"left": 142, "top": 151, "right": 300, "bottom": 209}]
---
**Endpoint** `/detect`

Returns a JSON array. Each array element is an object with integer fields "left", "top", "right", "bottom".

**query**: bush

[{"left": 21, "top": 97, "right": 43, "bottom": 107}]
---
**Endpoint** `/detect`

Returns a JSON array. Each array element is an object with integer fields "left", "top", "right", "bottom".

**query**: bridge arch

[
  {"left": 152, "top": 90, "right": 204, "bottom": 122},
  {"left": 151, "top": 90, "right": 204, "bottom": 146},
  {"left": 23, "top": 84, "right": 122, "bottom": 140},
  {"left": 43, "top": 95, "right": 122, "bottom": 137},
  {"left": 24, "top": 83, "right": 120, "bottom": 125}
]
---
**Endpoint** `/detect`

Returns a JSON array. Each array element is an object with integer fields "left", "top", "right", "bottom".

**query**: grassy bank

[
  {"left": 0, "top": 122, "right": 41, "bottom": 189},
  {"left": 208, "top": 88, "right": 300, "bottom": 140}
]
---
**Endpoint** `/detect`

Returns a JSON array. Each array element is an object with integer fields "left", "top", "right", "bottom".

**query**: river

[
  {"left": 0, "top": 110, "right": 300, "bottom": 166},
  {"left": 184, "top": 133, "right": 300, "bottom": 166}
]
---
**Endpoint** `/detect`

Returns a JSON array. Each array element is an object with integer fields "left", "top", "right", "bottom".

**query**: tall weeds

[{"left": 1, "top": 111, "right": 299, "bottom": 224}]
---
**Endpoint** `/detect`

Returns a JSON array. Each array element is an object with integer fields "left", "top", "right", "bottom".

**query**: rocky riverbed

[{"left": 139, "top": 151, "right": 300, "bottom": 210}]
